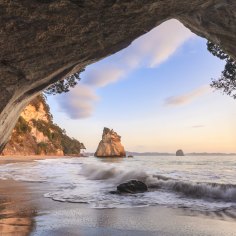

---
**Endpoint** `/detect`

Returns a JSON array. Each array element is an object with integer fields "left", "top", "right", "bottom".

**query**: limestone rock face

[
  {"left": 176, "top": 149, "right": 185, "bottom": 156},
  {"left": 0, "top": 1, "right": 236, "bottom": 151},
  {"left": 2, "top": 95, "right": 83, "bottom": 156},
  {"left": 95, "top": 128, "right": 126, "bottom": 157}
]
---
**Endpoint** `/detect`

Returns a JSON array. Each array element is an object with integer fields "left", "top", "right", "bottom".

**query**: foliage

[
  {"left": 207, "top": 41, "right": 236, "bottom": 99},
  {"left": 32, "top": 119, "right": 83, "bottom": 155},
  {"left": 30, "top": 95, "right": 53, "bottom": 121},
  {"left": 14, "top": 116, "right": 31, "bottom": 134},
  {"left": 36, "top": 142, "right": 48, "bottom": 155},
  {"left": 61, "top": 135, "right": 82, "bottom": 155},
  {"left": 44, "top": 70, "right": 84, "bottom": 95},
  {"left": 8, "top": 92, "right": 84, "bottom": 155}
]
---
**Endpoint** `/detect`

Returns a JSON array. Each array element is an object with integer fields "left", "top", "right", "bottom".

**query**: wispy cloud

[
  {"left": 131, "top": 20, "right": 195, "bottom": 68},
  {"left": 57, "top": 19, "right": 195, "bottom": 119},
  {"left": 164, "top": 85, "right": 210, "bottom": 106},
  {"left": 84, "top": 66, "right": 125, "bottom": 87},
  {"left": 57, "top": 84, "right": 98, "bottom": 119}
]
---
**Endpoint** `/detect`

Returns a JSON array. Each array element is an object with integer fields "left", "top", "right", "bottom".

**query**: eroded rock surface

[
  {"left": 0, "top": 0, "right": 236, "bottom": 151},
  {"left": 2, "top": 95, "right": 83, "bottom": 156},
  {"left": 95, "top": 127, "right": 126, "bottom": 157}
]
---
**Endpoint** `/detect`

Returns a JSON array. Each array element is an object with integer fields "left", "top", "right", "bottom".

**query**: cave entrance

[{"left": 44, "top": 20, "right": 235, "bottom": 155}]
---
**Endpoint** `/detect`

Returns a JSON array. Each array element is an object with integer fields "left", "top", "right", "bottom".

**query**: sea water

[{"left": 0, "top": 156, "right": 236, "bottom": 211}]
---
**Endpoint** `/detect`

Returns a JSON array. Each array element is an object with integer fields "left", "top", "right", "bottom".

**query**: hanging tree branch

[
  {"left": 207, "top": 41, "right": 236, "bottom": 99},
  {"left": 44, "top": 69, "right": 84, "bottom": 95}
]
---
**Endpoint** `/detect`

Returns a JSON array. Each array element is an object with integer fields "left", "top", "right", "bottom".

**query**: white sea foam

[{"left": 0, "top": 156, "right": 236, "bottom": 210}]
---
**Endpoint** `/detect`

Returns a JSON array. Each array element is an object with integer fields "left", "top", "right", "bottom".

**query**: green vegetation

[
  {"left": 30, "top": 95, "right": 53, "bottom": 121},
  {"left": 207, "top": 41, "right": 236, "bottom": 99},
  {"left": 32, "top": 117, "right": 83, "bottom": 155},
  {"left": 44, "top": 70, "right": 84, "bottom": 95},
  {"left": 61, "top": 136, "right": 81, "bottom": 155},
  {"left": 8, "top": 94, "right": 84, "bottom": 155},
  {"left": 15, "top": 116, "right": 31, "bottom": 134},
  {"left": 36, "top": 142, "right": 48, "bottom": 155}
]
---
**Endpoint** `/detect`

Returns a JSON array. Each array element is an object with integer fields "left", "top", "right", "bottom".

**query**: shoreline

[
  {"left": 0, "top": 158, "right": 236, "bottom": 235},
  {"left": 0, "top": 155, "right": 82, "bottom": 165},
  {"left": 0, "top": 180, "right": 235, "bottom": 236},
  {"left": 0, "top": 179, "right": 36, "bottom": 236}
]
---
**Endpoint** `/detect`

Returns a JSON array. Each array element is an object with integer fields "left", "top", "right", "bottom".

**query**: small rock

[
  {"left": 176, "top": 149, "right": 184, "bottom": 156},
  {"left": 116, "top": 180, "right": 148, "bottom": 194}
]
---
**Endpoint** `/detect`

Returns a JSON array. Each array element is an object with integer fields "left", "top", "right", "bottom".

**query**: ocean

[{"left": 0, "top": 155, "right": 235, "bottom": 212}]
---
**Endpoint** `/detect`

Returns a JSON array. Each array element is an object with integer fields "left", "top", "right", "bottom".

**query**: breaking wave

[
  {"left": 1, "top": 156, "right": 236, "bottom": 210},
  {"left": 80, "top": 163, "right": 236, "bottom": 202},
  {"left": 80, "top": 163, "right": 153, "bottom": 184},
  {"left": 150, "top": 180, "right": 236, "bottom": 202}
]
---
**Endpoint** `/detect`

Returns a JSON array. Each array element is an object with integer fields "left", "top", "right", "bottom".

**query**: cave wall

[{"left": 0, "top": 0, "right": 235, "bottom": 151}]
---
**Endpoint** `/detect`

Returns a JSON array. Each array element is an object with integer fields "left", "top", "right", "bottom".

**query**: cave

[{"left": 0, "top": 0, "right": 236, "bottom": 151}]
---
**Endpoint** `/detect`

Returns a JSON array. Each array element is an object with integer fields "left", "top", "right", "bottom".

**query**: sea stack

[
  {"left": 95, "top": 127, "right": 126, "bottom": 157},
  {"left": 176, "top": 149, "right": 184, "bottom": 156}
]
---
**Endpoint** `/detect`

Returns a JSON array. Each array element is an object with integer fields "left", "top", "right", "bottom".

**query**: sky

[{"left": 47, "top": 19, "right": 236, "bottom": 153}]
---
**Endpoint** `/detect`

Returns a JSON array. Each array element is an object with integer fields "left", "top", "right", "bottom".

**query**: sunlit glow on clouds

[
  {"left": 56, "top": 19, "right": 195, "bottom": 119},
  {"left": 57, "top": 85, "right": 98, "bottom": 119},
  {"left": 47, "top": 19, "right": 236, "bottom": 153},
  {"left": 84, "top": 66, "right": 125, "bottom": 87},
  {"left": 164, "top": 85, "right": 211, "bottom": 106}
]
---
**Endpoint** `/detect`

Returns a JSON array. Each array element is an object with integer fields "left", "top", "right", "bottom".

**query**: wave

[
  {"left": 80, "top": 163, "right": 152, "bottom": 184},
  {"left": 150, "top": 180, "right": 236, "bottom": 202},
  {"left": 80, "top": 163, "right": 236, "bottom": 202}
]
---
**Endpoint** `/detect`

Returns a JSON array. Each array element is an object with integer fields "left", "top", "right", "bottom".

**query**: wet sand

[
  {"left": 0, "top": 155, "right": 79, "bottom": 165},
  {"left": 0, "top": 180, "right": 36, "bottom": 236},
  {"left": 32, "top": 202, "right": 236, "bottom": 236},
  {"left": 0, "top": 158, "right": 236, "bottom": 236}
]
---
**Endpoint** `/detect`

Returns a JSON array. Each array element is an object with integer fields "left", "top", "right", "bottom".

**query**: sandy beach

[
  {"left": 0, "top": 157, "right": 236, "bottom": 236},
  {"left": 0, "top": 155, "right": 78, "bottom": 165}
]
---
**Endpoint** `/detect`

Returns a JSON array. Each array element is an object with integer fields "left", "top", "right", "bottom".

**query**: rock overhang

[{"left": 0, "top": 0, "right": 235, "bottom": 151}]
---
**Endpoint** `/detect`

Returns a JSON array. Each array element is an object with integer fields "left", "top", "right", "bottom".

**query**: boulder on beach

[
  {"left": 176, "top": 149, "right": 184, "bottom": 156},
  {"left": 94, "top": 127, "right": 126, "bottom": 157},
  {"left": 111, "top": 180, "right": 148, "bottom": 194}
]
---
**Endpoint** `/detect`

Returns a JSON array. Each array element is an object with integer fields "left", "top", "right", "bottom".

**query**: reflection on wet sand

[{"left": 0, "top": 180, "right": 36, "bottom": 236}]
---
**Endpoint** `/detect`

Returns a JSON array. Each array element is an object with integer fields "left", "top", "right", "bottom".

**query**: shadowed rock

[
  {"left": 0, "top": 1, "right": 236, "bottom": 151},
  {"left": 111, "top": 180, "right": 148, "bottom": 194}
]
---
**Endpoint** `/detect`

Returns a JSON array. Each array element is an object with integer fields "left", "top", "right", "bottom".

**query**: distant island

[
  {"left": 83, "top": 151, "right": 236, "bottom": 157},
  {"left": 176, "top": 149, "right": 184, "bottom": 156},
  {"left": 125, "top": 152, "right": 236, "bottom": 156}
]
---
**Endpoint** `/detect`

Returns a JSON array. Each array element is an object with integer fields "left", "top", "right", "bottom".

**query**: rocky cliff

[
  {"left": 0, "top": 1, "right": 235, "bottom": 151},
  {"left": 2, "top": 95, "right": 85, "bottom": 156},
  {"left": 95, "top": 128, "right": 126, "bottom": 157}
]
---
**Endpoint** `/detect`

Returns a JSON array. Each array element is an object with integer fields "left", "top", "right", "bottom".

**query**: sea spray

[
  {"left": 0, "top": 156, "right": 235, "bottom": 210},
  {"left": 80, "top": 162, "right": 236, "bottom": 202},
  {"left": 80, "top": 163, "right": 155, "bottom": 184}
]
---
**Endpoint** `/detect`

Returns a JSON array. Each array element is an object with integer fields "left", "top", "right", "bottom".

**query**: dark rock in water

[
  {"left": 116, "top": 180, "right": 148, "bottom": 194},
  {"left": 109, "top": 190, "right": 119, "bottom": 194},
  {"left": 176, "top": 149, "right": 184, "bottom": 156}
]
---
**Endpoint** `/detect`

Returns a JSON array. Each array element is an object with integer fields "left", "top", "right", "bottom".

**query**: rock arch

[{"left": 0, "top": 0, "right": 235, "bottom": 151}]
